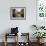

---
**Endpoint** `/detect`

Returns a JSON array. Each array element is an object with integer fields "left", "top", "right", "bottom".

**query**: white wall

[{"left": 0, "top": 0, "right": 36, "bottom": 42}]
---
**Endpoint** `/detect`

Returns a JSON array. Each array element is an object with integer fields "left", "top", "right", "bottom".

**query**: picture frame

[
  {"left": 36, "top": 0, "right": 46, "bottom": 26},
  {"left": 37, "top": 0, "right": 46, "bottom": 19},
  {"left": 10, "top": 7, "right": 26, "bottom": 20}
]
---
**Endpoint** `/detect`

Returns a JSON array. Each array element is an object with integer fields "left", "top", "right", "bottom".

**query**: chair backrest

[{"left": 11, "top": 27, "right": 18, "bottom": 34}]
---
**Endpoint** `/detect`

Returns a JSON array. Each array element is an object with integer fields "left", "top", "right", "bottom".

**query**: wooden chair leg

[
  {"left": 15, "top": 33, "right": 18, "bottom": 46},
  {"left": 4, "top": 33, "right": 7, "bottom": 46},
  {"left": 17, "top": 34, "right": 18, "bottom": 46},
  {"left": 4, "top": 41, "right": 7, "bottom": 46}
]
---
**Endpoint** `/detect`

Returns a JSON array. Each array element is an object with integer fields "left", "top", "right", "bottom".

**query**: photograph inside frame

[{"left": 10, "top": 7, "right": 26, "bottom": 20}]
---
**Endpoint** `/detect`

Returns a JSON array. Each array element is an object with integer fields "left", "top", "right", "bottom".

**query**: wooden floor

[{"left": 0, "top": 42, "right": 46, "bottom": 46}]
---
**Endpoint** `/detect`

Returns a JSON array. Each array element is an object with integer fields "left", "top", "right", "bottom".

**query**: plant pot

[
  {"left": 37, "top": 39, "right": 40, "bottom": 43},
  {"left": 40, "top": 38, "right": 45, "bottom": 43},
  {"left": 37, "top": 39, "right": 45, "bottom": 44}
]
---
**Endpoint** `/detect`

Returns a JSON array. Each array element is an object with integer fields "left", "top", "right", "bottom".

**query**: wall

[{"left": 0, "top": 0, "right": 36, "bottom": 42}]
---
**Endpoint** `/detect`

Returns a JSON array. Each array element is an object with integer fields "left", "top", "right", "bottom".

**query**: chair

[
  {"left": 18, "top": 33, "right": 30, "bottom": 46},
  {"left": 4, "top": 27, "right": 19, "bottom": 46},
  {"left": 4, "top": 33, "right": 18, "bottom": 46}
]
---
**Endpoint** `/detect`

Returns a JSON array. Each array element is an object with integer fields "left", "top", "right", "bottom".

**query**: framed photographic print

[
  {"left": 36, "top": 0, "right": 46, "bottom": 26},
  {"left": 10, "top": 7, "right": 26, "bottom": 20},
  {"left": 37, "top": 0, "right": 46, "bottom": 19}
]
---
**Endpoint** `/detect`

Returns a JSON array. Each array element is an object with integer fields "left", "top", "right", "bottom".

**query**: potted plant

[{"left": 33, "top": 32, "right": 46, "bottom": 43}]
